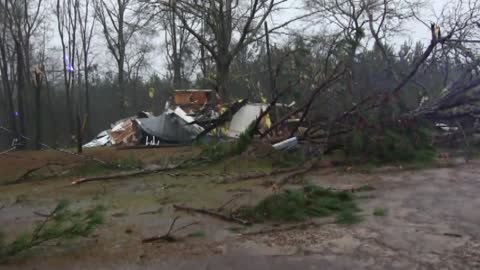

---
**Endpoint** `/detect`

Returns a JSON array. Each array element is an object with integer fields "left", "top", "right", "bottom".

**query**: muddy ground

[{"left": 0, "top": 148, "right": 479, "bottom": 270}]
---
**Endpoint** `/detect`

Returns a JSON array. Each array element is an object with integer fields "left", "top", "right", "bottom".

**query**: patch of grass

[
  {"left": 14, "top": 194, "right": 29, "bottom": 204},
  {"left": 373, "top": 207, "right": 388, "bottom": 217},
  {"left": 187, "top": 231, "right": 206, "bottom": 238},
  {"left": 0, "top": 200, "right": 105, "bottom": 263},
  {"left": 356, "top": 194, "right": 376, "bottom": 200},
  {"left": 71, "top": 161, "right": 110, "bottom": 177},
  {"left": 116, "top": 154, "right": 141, "bottom": 170},
  {"left": 226, "top": 227, "right": 245, "bottom": 233},
  {"left": 238, "top": 185, "right": 362, "bottom": 224},
  {"left": 274, "top": 149, "right": 307, "bottom": 168}
]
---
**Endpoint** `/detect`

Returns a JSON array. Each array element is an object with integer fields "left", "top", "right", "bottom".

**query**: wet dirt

[{"left": 0, "top": 150, "right": 479, "bottom": 270}]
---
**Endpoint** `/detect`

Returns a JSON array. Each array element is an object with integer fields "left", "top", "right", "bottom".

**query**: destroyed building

[{"left": 83, "top": 89, "right": 283, "bottom": 148}]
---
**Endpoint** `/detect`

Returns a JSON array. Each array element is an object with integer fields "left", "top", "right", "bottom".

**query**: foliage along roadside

[{"left": 0, "top": 200, "right": 105, "bottom": 263}]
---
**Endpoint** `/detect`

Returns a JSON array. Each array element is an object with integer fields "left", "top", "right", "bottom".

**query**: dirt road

[{"left": 1, "top": 155, "right": 479, "bottom": 270}]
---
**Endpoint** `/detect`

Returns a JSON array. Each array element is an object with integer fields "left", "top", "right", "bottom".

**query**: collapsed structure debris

[{"left": 84, "top": 89, "right": 284, "bottom": 148}]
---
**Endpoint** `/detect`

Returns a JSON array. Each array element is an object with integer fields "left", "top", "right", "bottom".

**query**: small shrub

[
  {"left": 187, "top": 231, "right": 206, "bottom": 238},
  {"left": 238, "top": 185, "right": 362, "bottom": 224},
  {"left": 198, "top": 121, "right": 256, "bottom": 162},
  {"left": 0, "top": 200, "right": 105, "bottom": 263},
  {"left": 336, "top": 208, "right": 364, "bottom": 224},
  {"left": 373, "top": 207, "right": 388, "bottom": 217}
]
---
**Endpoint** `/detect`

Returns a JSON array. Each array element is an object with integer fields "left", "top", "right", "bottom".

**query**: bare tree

[
  {"left": 55, "top": 0, "right": 79, "bottom": 136},
  {"left": 161, "top": 2, "right": 197, "bottom": 89},
  {"left": 38, "top": 29, "right": 59, "bottom": 147},
  {"left": 306, "top": 0, "right": 369, "bottom": 97},
  {"left": 94, "top": 0, "right": 154, "bottom": 115},
  {"left": 0, "top": 2, "right": 18, "bottom": 141},
  {"left": 125, "top": 40, "right": 153, "bottom": 110},
  {"left": 2, "top": 0, "right": 44, "bottom": 147},
  {"left": 148, "top": 0, "right": 306, "bottom": 100},
  {"left": 75, "top": 0, "right": 96, "bottom": 137}
]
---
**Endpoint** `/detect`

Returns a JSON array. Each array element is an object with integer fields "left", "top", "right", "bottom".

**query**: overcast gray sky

[
  {"left": 149, "top": 0, "right": 452, "bottom": 75},
  {"left": 44, "top": 0, "right": 453, "bottom": 77}
]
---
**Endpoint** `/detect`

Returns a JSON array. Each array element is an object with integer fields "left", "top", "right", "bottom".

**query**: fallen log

[
  {"left": 220, "top": 167, "right": 299, "bottom": 183},
  {"left": 71, "top": 163, "right": 184, "bottom": 185},
  {"left": 173, "top": 204, "right": 251, "bottom": 226}
]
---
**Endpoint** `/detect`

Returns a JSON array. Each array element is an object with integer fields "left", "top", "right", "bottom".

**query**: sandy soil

[{"left": 0, "top": 149, "right": 479, "bottom": 270}]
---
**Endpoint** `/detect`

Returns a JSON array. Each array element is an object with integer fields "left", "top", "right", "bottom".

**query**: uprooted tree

[{"left": 254, "top": 0, "right": 480, "bottom": 163}]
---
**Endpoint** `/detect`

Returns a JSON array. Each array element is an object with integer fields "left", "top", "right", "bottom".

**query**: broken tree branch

[
  {"left": 220, "top": 167, "right": 300, "bottom": 183},
  {"left": 142, "top": 216, "right": 181, "bottom": 243},
  {"left": 71, "top": 162, "right": 185, "bottom": 185},
  {"left": 11, "top": 162, "right": 70, "bottom": 184},
  {"left": 217, "top": 194, "right": 244, "bottom": 212},
  {"left": 194, "top": 99, "right": 249, "bottom": 139},
  {"left": 261, "top": 67, "right": 345, "bottom": 138}
]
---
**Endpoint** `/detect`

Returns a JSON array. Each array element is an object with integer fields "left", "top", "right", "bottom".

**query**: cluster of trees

[{"left": 1, "top": 0, "right": 480, "bottom": 150}]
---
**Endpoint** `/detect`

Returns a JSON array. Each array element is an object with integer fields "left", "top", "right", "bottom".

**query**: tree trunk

[
  {"left": 76, "top": 113, "right": 82, "bottom": 153},
  {"left": 34, "top": 68, "right": 42, "bottom": 150},
  {"left": 15, "top": 41, "right": 26, "bottom": 148},
  {"left": 170, "top": 6, "right": 182, "bottom": 89},
  {"left": 118, "top": 57, "right": 126, "bottom": 115},
  {"left": 0, "top": 42, "right": 18, "bottom": 141},
  {"left": 44, "top": 69, "right": 58, "bottom": 147},
  {"left": 84, "top": 57, "right": 91, "bottom": 139},
  {"left": 216, "top": 62, "right": 230, "bottom": 101}
]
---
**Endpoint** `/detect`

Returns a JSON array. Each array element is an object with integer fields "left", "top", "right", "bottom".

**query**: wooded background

[{"left": 1, "top": 0, "right": 479, "bottom": 149}]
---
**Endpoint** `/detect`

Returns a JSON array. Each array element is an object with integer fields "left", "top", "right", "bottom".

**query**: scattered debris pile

[
  {"left": 84, "top": 109, "right": 202, "bottom": 147},
  {"left": 84, "top": 89, "right": 293, "bottom": 149}
]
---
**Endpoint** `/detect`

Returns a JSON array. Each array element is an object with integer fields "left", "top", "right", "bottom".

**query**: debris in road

[
  {"left": 237, "top": 185, "right": 361, "bottom": 223},
  {"left": 272, "top": 137, "right": 298, "bottom": 151},
  {"left": 142, "top": 216, "right": 200, "bottom": 243},
  {"left": 217, "top": 194, "right": 245, "bottom": 212},
  {"left": 443, "top": 233, "right": 463, "bottom": 238},
  {"left": 138, "top": 208, "right": 164, "bottom": 216}
]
